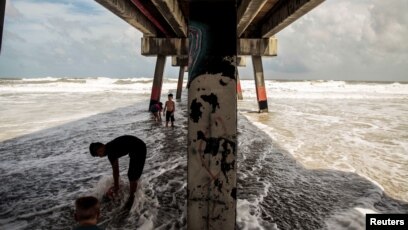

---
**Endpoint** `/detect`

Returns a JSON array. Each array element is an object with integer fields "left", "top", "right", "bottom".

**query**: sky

[{"left": 0, "top": 0, "right": 407, "bottom": 81}]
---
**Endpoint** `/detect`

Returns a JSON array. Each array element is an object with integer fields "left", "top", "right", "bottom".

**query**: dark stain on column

[
  {"left": 190, "top": 99, "right": 203, "bottom": 123},
  {"left": 220, "top": 139, "right": 236, "bottom": 183},
  {"left": 219, "top": 79, "right": 228, "bottom": 86},
  {"left": 197, "top": 131, "right": 236, "bottom": 184},
  {"left": 200, "top": 93, "right": 220, "bottom": 113},
  {"left": 214, "top": 178, "right": 223, "bottom": 193},
  {"left": 230, "top": 188, "right": 236, "bottom": 200}
]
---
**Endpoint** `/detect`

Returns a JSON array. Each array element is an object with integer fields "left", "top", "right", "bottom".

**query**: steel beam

[
  {"left": 261, "top": 0, "right": 324, "bottom": 37},
  {"left": 95, "top": 0, "right": 157, "bottom": 36},
  {"left": 150, "top": 0, "right": 187, "bottom": 37}
]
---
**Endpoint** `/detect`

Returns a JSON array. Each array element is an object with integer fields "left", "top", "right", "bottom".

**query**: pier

[
  {"left": 0, "top": 0, "right": 6, "bottom": 53},
  {"left": 95, "top": 0, "right": 324, "bottom": 228}
]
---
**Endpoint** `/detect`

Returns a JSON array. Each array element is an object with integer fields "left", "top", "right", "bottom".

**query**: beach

[{"left": 0, "top": 77, "right": 407, "bottom": 229}]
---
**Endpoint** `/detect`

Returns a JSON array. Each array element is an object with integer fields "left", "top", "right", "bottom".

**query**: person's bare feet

[{"left": 123, "top": 195, "right": 134, "bottom": 210}]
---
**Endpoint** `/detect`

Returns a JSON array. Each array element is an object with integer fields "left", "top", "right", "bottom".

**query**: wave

[
  {"left": 2, "top": 77, "right": 407, "bottom": 99},
  {"left": 239, "top": 80, "right": 408, "bottom": 99}
]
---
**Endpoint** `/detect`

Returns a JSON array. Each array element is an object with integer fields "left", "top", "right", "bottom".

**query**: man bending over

[{"left": 89, "top": 135, "right": 146, "bottom": 208}]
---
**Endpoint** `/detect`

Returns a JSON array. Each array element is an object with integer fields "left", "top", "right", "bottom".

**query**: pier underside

[{"left": 90, "top": 0, "right": 326, "bottom": 228}]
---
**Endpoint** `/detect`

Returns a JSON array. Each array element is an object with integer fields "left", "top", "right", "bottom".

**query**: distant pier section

[
  {"left": 0, "top": 0, "right": 6, "bottom": 54},
  {"left": 93, "top": 0, "right": 325, "bottom": 229}
]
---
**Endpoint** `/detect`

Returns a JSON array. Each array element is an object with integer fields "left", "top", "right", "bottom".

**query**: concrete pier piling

[
  {"left": 187, "top": 0, "right": 237, "bottom": 229},
  {"left": 252, "top": 55, "right": 268, "bottom": 112},
  {"left": 149, "top": 55, "right": 166, "bottom": 109},
  {"left": 176, "top": 65, "right": 186, "bottom": 100},
  {"left": 236, "top": 73, "right": 243, "bottom": 100},
  {"left": 0, "top": 0, "right": 5, "bottom": 54}
]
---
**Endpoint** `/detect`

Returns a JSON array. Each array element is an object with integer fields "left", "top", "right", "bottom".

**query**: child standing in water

[
  {"left": 149, "top": 102, "right": 162, "bottom": 122},
  {"left": 163, "top": 93, "right": 175, "bottom": 127}
]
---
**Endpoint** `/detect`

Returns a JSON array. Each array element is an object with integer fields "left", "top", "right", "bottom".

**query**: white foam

[
  {"left": 240, "top": 80, "right": 408, "bottom": 99},
  {"left": 0, "top": 77, "right": 183, "bottom": 94},
  {"left": 237, "top": 199, "right": 266, "bottom": 230},
  {"left": 240, "top": 80, "right": 408, "bottom": 202}
]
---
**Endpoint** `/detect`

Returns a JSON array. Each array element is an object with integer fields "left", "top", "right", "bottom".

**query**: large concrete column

[
  {"left": 251, "top": 55, "right": 268, "bottom": 112},
  {"left": 176, "top": 65, "right": 186, "bottom": 100},
  {"left": 149, "top": 55, "right": 166, "bottom": 109},
  {"left": 188, "top": 0, "right": 237, "bottom": 229}
]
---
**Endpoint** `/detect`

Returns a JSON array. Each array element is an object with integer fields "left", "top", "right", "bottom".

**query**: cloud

[
  {"left": 5, "top": 0, "right": 22, "bottom": 19},
  {"left": 240, "top": 0, "right": 408, "bottom": 81},
  {"left": 1, "top": 0, "right": 407, "bottom": 81},
  {"left": 0, "top": 0, "right": 152, "bottom": 77}
]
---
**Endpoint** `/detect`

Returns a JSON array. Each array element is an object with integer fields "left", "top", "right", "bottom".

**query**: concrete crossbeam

[
  {"left": 237, "top": 0, "right": 269, "bottom": 37},
  {"left": 142, "top": 37, "right": 277, "bottom": 56},
  {"left": 150, "top": 0, "right": 187, "bottom": 37},
  {"left": 171, "top": 56, "right": 246, "bottom": 67},
  {"left": 172, "top": 56, "right": 189, "bottom": 67},
  {"left": 237, "top": 56, "right": 247, "bottom": 67},
  {"left": 238, "top": 37, "right": 277, "bottom": 56},
  {"left": 141, "top": 37, "right": 188, "bottom": 56},
  {"left": 261, "top": 0, "right": 324, "bottom": 37},
  {"left": 95, "top": 0, "right": 157, "bottom": 36}
]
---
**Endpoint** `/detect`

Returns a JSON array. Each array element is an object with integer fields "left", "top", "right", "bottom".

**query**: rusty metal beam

[
  {"left": 261, "top": 0, "right": 324, "bottom": 37},
  {"left": 95, "top": 0, "right": 157, "bottom": 36},
  {"left": 129, "top": 0, "right": 172, "bottom": 37},
  {"left": 151, "top": 0, "right": 187, "bottom": 37},
  {"left": 237, "top": 0, "right": 270, "bottom": 37}
]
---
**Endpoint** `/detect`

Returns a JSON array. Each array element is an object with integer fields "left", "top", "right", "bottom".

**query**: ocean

[{"left": 0, "top": 77, "right": 407, "bottom": 229}]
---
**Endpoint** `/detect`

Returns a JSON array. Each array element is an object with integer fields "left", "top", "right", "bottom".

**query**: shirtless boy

[{"left": 163, "top": 93, "right": 175, "bottom": 127}]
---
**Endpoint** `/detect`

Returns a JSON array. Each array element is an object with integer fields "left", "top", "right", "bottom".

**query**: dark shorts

[
  {"left": 166, "top": 111, "right": 175, "bottom": 122},
  {"left": 150, "top": 105, "right": 159, "bottom": 113},
  {"left": 127, "top": 147, "right": 146, "bottom": 181}
]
